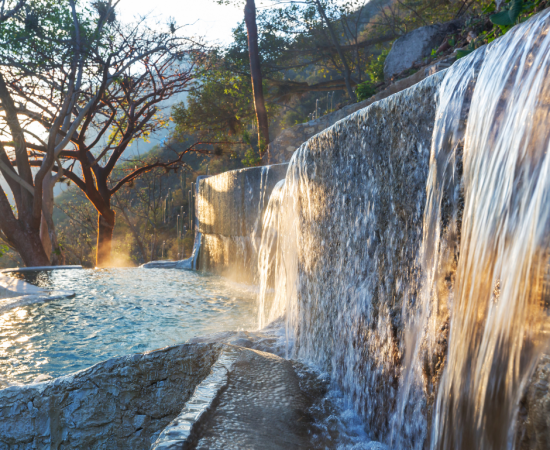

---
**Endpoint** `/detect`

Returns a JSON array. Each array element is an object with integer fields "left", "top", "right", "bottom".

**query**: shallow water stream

[{"left": 0, "top": 268, "right": 257, "bottom": 384}]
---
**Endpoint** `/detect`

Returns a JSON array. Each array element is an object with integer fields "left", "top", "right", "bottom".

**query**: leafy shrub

[{"left": 356, "top": 81, "right": 377, "bottom": 101}]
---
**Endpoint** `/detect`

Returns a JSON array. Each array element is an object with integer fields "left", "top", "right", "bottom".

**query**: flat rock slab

[
  {"left": 193, "top": 347, "right": 311, "bottom": 449},
  {"left": 154, "top": 346, "right": 313, "bottom": 450}
]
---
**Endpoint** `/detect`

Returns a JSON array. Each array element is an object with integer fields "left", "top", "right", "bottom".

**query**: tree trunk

[
  {"left": 96, "top": 210, "right": 115, "bottom": 267},
  {"left": 16, "top": 230, "right": 50, "bottom": 267},
  {"left": 244, "top": 0, "right": 270, "bottom": 155},
  {"left": 40, "top": 172, "right": 64, "bottom": 265},
  {"left": 40, "top": 213, "right": 52, "bottom": 261},
  {"left": 0, "top": 183, "right": 49, "bottom": 267}
]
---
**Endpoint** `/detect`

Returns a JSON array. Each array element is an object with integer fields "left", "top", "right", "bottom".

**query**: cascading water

[
  {"left": 257, "top": 179, "right": 286, "bottom": 328},
  {"left": 391, "top": 43, "right": 487, "bottom": 450},
  {"left": 427, "top": 11, "right": 550, "bottom": 449},
  {"left": 257, "top": 163, "right": 300, "bottom": 345},
  {"left": 256, "top": 10, "right": 550, "bottom": 449}
]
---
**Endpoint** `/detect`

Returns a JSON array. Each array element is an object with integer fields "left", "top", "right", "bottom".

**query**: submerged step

[
  {"left": 0, "top": 273, "right": 75, "bottom": 313},
  {"left": 153, "top": 345, "right": 312, "bottom": 450}
]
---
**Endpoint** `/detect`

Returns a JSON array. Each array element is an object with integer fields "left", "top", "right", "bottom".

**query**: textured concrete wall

[
  {"left": 197, "top": 164, "right": 288, "bottom": 282},
  {"left": 198, "top": 164, "right": 288, "bottom": 237},
  {"left": 0, "top": 343, "right": 221, "bottom": 450},
  {"left": 287, "top": 71, "right": 446, "bottom": 440}
]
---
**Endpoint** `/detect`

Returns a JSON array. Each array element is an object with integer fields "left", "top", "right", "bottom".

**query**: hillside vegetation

[{"left": 0, "top": 0, "right": 546, "bottom": 267}]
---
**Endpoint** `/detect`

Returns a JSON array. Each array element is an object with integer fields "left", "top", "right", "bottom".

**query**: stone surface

[
  {"left": 0, "top": 343, "right": 221, "bottom": 450},
  {"left": 197, "top": 164, "right": 288, "bottom": 237},
  {"left": 196, "top": 164, "right": 288, "bottom": 282},
  {"left": 198, "top": 234, "right": 255, "bottom": 282},
  {"left": 190, "top": 347, "right": 312, "bottom": 450},
  {"left": 140, "top": 260, "right": 178, "bottom": 269},
  {"left": 286, "top": 71, "right": 447, "bottom": 440},
  {"left": 384, "top": 21, "right": 461, "bottom": 81},
  {"left": 0, "top": 266, "right": 82, "bottom": 274},
  {"left": 517, "top": 355, "right": 550, "bottom": 449},
  {"left": 152, "top": 347, "right": 241, "bottom": 450}
]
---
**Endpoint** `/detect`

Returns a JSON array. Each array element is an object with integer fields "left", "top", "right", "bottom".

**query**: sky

[
  {"left": 2, "top": 0, "right": 281, "bottom": 200},
  {"left": 117, "top": 0, "right": 247, "bottom": 45}
]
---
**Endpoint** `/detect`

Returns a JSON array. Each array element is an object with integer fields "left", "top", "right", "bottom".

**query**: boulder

[{"left": 384, "top": 20, "right": 461, "bottom": 81}]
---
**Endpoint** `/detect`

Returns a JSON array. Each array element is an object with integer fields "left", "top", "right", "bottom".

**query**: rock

[
  {"left": 516, "top": 355, "right": 550, "bottom": 450},
  {"left": 285, "top": 71, "right": 447, "bottom": 440},
  {"left": 0, "top": 343, "right": 221, "bottom": 450},
  {"left": 196, "top": 163, "right": 288, "bottom": 282},
  {"left": 384, "top": 20, "right": 462, "bottom": 81},
  {"left": 153, "top": 345, "right": 312, "bottom": 450},
  {"left": 140, "top": 260, "right": 178, "bottom": 269}
]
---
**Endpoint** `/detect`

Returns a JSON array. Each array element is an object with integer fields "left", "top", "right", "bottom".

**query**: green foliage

[
  {"left": 0, "top": 0, "right": 116, "bottom": 75},
  {"left": 241, "top": 148, "right": 262, "bottom": 166},
  {"left": 0, "top": 244, "right": 8, "bottom": 258},
  {"left": 355, "top": 49, "right": 388, "bottom": 101},
  {"left": 488, "top": 0, "right": 545, "bottom": 33},
  {"left": 172, "top": 52, "right": 254, "bottom": 141},
  {"left": 490, "top": 0, "right": 524, "bottom": 25},
  {"left": 356, "top": 81, "right": 376, "bottom": 101},
  {"left": 366, "top": 49, "right": 388, "bottom": 84},
  {"left": 456, "top": 49, "right": 473, "bottom": 59}
]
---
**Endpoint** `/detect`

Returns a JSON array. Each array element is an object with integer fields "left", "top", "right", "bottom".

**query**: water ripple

[{"left": 0, "top": 268, "right": 257, "bottom": 385}]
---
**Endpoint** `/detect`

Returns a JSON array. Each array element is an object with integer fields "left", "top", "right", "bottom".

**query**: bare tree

[
  {"left": 0, "top": 0, "right": 120, "bottom": 266},
  {"left": 12, "top": 21, "right": 201, "bottom": 266}
]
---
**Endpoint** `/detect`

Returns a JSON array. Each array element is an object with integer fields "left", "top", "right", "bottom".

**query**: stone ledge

[{"left": 0, "top": 343, "right": 222, "bottom": 450}]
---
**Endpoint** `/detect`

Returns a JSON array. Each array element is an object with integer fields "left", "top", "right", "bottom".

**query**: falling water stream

[
  {"left": 256, "top": 10, "right": 550, "bottom": 450},
  {"left": 428, "top": 11, "right": 550, "bottom": 449}
]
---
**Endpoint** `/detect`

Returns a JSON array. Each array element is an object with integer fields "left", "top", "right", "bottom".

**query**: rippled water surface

[{"left": 0, "top": 268, "right": 257, "bottom": 384}]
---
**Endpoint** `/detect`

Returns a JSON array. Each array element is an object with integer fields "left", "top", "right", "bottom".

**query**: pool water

[{"left": 0, "top": 268, "right": 257, "bottom": 385}]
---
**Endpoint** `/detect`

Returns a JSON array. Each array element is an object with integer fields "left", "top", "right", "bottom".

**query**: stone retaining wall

[
  {"left": 197, "top": 164, "right": 288, "bottom": 282},
  {"left": 285, "top": 70, "right": 447, "bottom": 440},
  {"left": 0, "top": 343, "right": 221, "bottom": 450}
]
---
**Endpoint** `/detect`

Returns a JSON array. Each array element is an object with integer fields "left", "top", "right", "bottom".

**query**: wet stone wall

[
  {"left": 287, "top": 71, "right": 447, "bottom": 441},
  {"left": 0, "top": 343, "right": 221, "bottom": 450},
  {"left": 197, "top": 164, "right": 288, "bottom": 283}
]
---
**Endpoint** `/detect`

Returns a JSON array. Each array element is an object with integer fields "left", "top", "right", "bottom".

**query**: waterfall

[
  {"left": 256, "top": 10, "right": 550, "bottom": 449},
  {"left": 428, "top": 11, "right": 550, "bottom": 449},
  {"left": 391, "top": 40, "right": 488, "bottom": 450},
  {"left": 257, "top": 164, "right": 300, "bottom": 343},
  {"left": 257, "top": 179, "right": 286, "bottom": 328}
]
